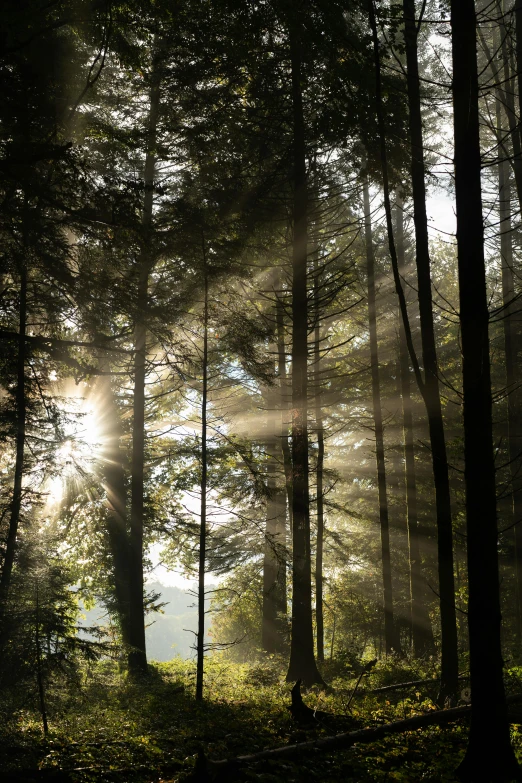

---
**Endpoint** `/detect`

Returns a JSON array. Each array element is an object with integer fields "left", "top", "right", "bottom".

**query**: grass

[{"left": 1, "top": 656, "right": 522, "bottom": 781}]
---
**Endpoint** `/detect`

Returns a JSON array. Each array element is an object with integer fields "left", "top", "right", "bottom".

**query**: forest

[{"left": 3, "top": 0, "right": 522, "bottom": 780}]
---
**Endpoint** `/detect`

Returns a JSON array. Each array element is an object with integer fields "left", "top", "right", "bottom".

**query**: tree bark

[
  {"left": 451, "top": 0, "right": 521, "bottom": 778},
  {"left": 395, "top": 193, "right": 435, "bottom": 657},
  {"left": 496, "top": 96, "right": 522, "bottom": 651},
  {"left": 314, "top": 278, "right": 325, "bottom": 663},
  {"left": 497, "top": 7, "right": 522, "bottom": 211},
  {"left": 285, "top": 21, "right": 324, "bottom": 686},
  {"left": 97, "top": 368, "right": 131, "bottom": 646},
  {"left": 276, "top": 288, "right": 293, "bottom": 534},
  {"left": 515, "top": 0, "right": 522, "bottom": 175},
  {"left": 0, "top": 260, "right": 27, "bottom": 618},
  {"left": 363, "top": 176, "right": 401, "bottom": 656},
  {"left": 262, "top": 416, "right": 287, "bottom": 654},
  {"left": 34, "top": 581, "right": 48, "bottom": 737},
  {"left": 196, "top": 261, "right": 208, "bottom": 701},
  {"left": 399, "top": 0, "right": 459, "bottom": 693},
  {"left": 128, "top": 73, "right": 160, "bottom": 677}
]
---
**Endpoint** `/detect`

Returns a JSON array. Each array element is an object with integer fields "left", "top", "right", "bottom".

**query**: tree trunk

[
  {"left": 498, "top": 8, "right": 522, "bottom": 211},
  {"left": 196, "top": 262, "right": 208, "bottom": 701},
  {"left": 451, "top": 0, "right": 521, "bottom": 778},
  {"left": 34, "top": 581, "right": 48, "bottom": 737},
  {"left": 395, "top": 193, "right": 435, "bottom": 657},
  {"left": 276, "top": 288, "right": 293, "bottom": 534},
  {"left": 515, "top": 0, "right": 522, "bottom": 179},
  {"left": 97, "top": 368, "right": 131, "bottom": 646},
  {"left": 274, "top": 273, "right": 289, "bottom": 635},
  {"left": 0, "top": 261, "right": 27, "bottom": 618},
  {"left": 262, "top": 417, "right": 287, "bottom": 654},
  {"left": 262, "top": 439, "right": 279, "bottom": 653},
  {"left": 285, "top": 22, "right": 324, "bottom": 686},
  {"left": 400, "top": 0, "right": 459, "bottom": 695},
  {"left": 363, "top": 175, "right": 400, "bottom": 657},
  {"left": 369, "top": 0, "right": 457, "bottom": 691},
  {"left": 128, "top": 74, "right": 160, "bottom": 677},
  {"left": 314, "top": 281, "right": 325, "bottom": 663},
  {"left": 497, "top": 88, "right": 522, "bottom": 652}
]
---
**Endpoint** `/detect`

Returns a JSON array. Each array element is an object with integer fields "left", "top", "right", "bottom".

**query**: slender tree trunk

[
  {"left": 370, "top": 0, "right": 457, "bottom": 694},
  {"left": 262, "top": 464, "right": 279, "bottom": 654},
  {"left": 363, "top": 176, "right": 400, "bottom": 656},
  {"left": 451, "top": 0, "right": 521, "bottom": 778},
  {"left": 128, "top": 75, "right": 160, "bottom": 677},
  {"left": 314, "top": 269, "right": 325, "bottom": 663},
  {"left": 285, "top": 22, "right": 324, "bottom": 686},
  {"left": 497, "top": 8, "right": 522, "bottom": 211},
  {"left": 262, "top": 423, "right": 287, "bottom": 653},
  {"left": 97, "top": 369, "right": 131, "bottom": 646},
  {"left": 128, "top": 267, "right": 149, "bottom": 676},
  {"left": 275, "top": 283, "right": 289, "bottom": 628},
  {"left": 402, "top": 0, "right": 458, "bottom": 679},
  {"left": 515, "top": 0, "right": 522, "bottom": 173},
  {"left": 276, "top": 484, "right": 288, "bottom": 624},
  {"left": 196, "top": 264, "right": 208, "bottom": 701},
  {"left": 497, "top": 83, "right": 522, "bottom": 653},
  {"left": 395, "top": 194, "right": 434, "bottom": 657},
  {"left": 0, "top": 261, "right": 27, "bottom": 616},
  {"left": 262, "top": 336, "right": 287, "bottom": 653},
  {"left": 276, "top": 289, "right": 293, "bottom": 534},
  {"left": 34, "top": 581, "right": 48, "bottom": 737}
]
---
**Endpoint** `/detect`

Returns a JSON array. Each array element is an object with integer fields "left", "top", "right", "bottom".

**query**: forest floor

[{"left": 2, "top": 656, "right": 522, "bottom": 782}]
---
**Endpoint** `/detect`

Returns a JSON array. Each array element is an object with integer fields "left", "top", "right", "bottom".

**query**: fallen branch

[
  {"left": 209, "top": 693, "right": 522, "bottom": 772},
  {"left": 369, "top": 674, "right": 469, "bottom": 695}
]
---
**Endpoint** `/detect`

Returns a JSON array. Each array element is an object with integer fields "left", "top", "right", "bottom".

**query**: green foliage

[
  {"left": 0, "top": 532, "right": 112, "bottom": 729},
  {"left": 2, "top": 658, "right": 520, "bottom": 782}
]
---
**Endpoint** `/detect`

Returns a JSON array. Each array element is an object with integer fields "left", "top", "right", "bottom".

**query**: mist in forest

[{"left": 1, "top": 1, "right": 522, "bottom": 781}]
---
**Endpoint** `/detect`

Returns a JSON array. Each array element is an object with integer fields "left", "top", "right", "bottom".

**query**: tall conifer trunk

[
  {"left": 196, "top": 263, "right": 208, "bottom": 701},
  {"left": 276, "top": 288, "right": 293, "bottom": 533},
  {"left": 97, "top": 369, "right": 131, "bottom": 646},
  {"left": 515, "top": 0, "right": 522, "bottom": 173},
  {"left": 275, "top": 280, "right": 289, "bottom": 632},
  {"left": 497, "top": 33, "right": 522, "bottom": 211},
  {"left": 285, "top": 21, "right": 324, "bottom": 686},
  {"left": 128, "top": 73, "right": 160, "bottom": 677},
  {"left": 497, "top": 88, "right": 522, "bottom": 650},
  {"left": 262, "top": 411, "right": 287, "bottom": 654},
  {"left": 395, "top": 194, "right": 434, "bottom": 656},
  {"left": 0, "top": 260, "right": 27, "bottom": 615},
  {"left": 262, "top": 435, "right": 279, "bottom": 653},
  {"left": 401, "top": 0, "right": 457, "bottom": 691},
  {"left": 499, "top": 135, "right": 522, "bottom": 649},
  {"left": 363, "top": 176, "right": 400, "bottom": 656},
  {"left": 314, "top": 281, "right": 325, "bottom": 663},
  {"left": 262, "top": 324, "right": 287, "bottom": 654},
  {"left": 452, "top": 0, "right": 520, "bottom": 777}
]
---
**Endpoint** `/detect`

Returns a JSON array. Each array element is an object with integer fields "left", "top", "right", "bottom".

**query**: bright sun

[{"left": 45, "top": 381, "right": 103, "bottom": 509}]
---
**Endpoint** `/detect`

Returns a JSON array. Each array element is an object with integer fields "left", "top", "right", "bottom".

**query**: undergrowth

[{"left": 1, "top": 655, "right": 521, "bottom": 782}]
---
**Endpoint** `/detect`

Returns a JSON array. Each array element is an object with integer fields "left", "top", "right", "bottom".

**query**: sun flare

[{"left": 45, "top": 381, "right": 104, "bottom": 510}]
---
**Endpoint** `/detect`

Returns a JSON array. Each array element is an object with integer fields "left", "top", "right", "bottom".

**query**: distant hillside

[{"left": 80, "top": 581, "right": 212, "bottom": 661}]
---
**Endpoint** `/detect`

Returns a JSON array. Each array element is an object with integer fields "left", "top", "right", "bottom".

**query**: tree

[
  {"left": 395, "top": 193, "right": 434, "bottom": 657},
  {"left": 369, "top": 0, "right": 458, "bottom": 696},
  {"left": 451, "top": 0, "right": 521, "bottom": 778},
  {"left": 195, "top": 260, "right": 209, "bottom": 701},
  {"left": 400, "top": 0, "right": 458, "bottom": 689},
  {"left": 362, "top": 174, "right": 401, "bottom": 656},
  {"left": 285, "top": 16, "right": 325, "bottom": 687}
]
